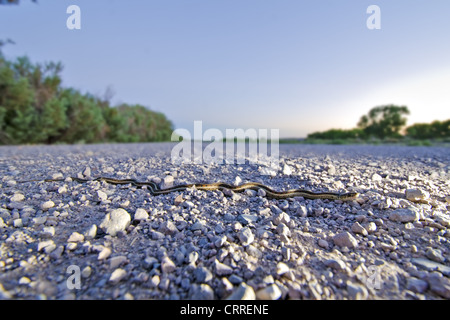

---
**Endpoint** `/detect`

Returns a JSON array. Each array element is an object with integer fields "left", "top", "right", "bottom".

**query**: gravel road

[{"left": 0, "top": 143, "right": 449, "bottom": 300}]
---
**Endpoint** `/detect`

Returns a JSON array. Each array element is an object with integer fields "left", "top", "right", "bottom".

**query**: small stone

[
  {"left": 194, "top": 267, "right": 213, "bottom": 283},
  {"left": 67, "top": 232, "right": 84, "bottom": 243},
  {"left": 13, "top": 218, "right": 23, "bottom": 228},
  {"left": 38, "top": 240, "right": 54, "bottom": 252},
  {"left": 346, "top": 281, "right": 369, "bottom": 299},
  {"left": 406, "top": 189, "right": 429, "bottom": 202},
  {"left": 162, "top": 175, "right": 174, "bottom": 189},
  {"left": 256, "top": 284, "right": 282, "bottom": 300},
  {"left": 275, "top": 262, "right": 290, "bottom": 275},
  {"left": 215, "top": 259, "right": 233, "bottom": 276},
  {"left": 10, "top": 193, "right": 25, "bottom": 202},
  {"left": 273, "top": 212, "right": 290, "bottom": 225},
  {"left": 327, "top": 165, "right": 336, "bottom": 175},
  {"left": 99, "top": 208, "right": 131, "bottom": 236},
  {"left": 109, "top": 268, "right": 127, "bottom": 284},
  {"left": 372, "top": 173, "right": 382, "bottom": 181},
  {"left": 411, "top": 258, "right": 450, "bottom": 276},
  {"left": 98, "top": 247, "right": 112, "bottom": 260},
  {"left": 425, "top": 247, "right": 445, "bottom": 263},
  {"left": 174, "top": 194, "right": 184, "bottom": 206},
  {"left": 41, "top": 201, "right": 55, "bottom": 211},
  {"left": 81, "top": 266, "right": 92, "bottom": 278},
  {"left": 238, "top": 227, "right": 254, "bottom": 246},
  {"left": 84, "top": 224, "right": 97, "bottom": 240},
  {"left": 42, "top": 226, "right": 55, "bottom": 238},
  {"left": 324, "top": 258, "right": 348, "bottom": 272},
  {"left": 364, "top": 222, "right": 377, "bottom": 233},
  {"left": 389, "top": 208, "right": 419, "bottom": 223},
  {"left": 110, "top": 255, "right": 128, "bottom": 269},
  {"left": 159, "top": 220, "right": 179, "bottom": 236},
  {"left": 226, "top": 282, "right": 256, "bottom": 300},
  {"left": 318, "top": 239, "right": 329, "bottom": 249},
  {"left": 96, "top": 190, "right": 108, "bottom": 202},
  {"left": 161, "top": 256, "right": 176, "bottom": 273},
  {"left": 333, "top": 232, "right": 358, "bottom": 248},
  {"left": 351, "top": 222, "right": 368, "bottom": 236},
  {"left": 282, "top": 164, "right": 292, "bottom": 175}
]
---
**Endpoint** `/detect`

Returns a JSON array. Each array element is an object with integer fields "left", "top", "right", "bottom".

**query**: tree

[
  {"left": 357, "top": 104, "right": 410, "bottom": 139},
  {"left": 406, "top": 120, "right": 450, "bottom": 139}
]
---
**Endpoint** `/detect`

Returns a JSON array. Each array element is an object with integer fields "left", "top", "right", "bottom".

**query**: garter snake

[{"left": 18, "top": 177, "right": 359, "bottom": 201}]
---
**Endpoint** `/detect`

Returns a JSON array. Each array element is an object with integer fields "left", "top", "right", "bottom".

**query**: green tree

[
  {"left": 406, "top": 120, "right": 450, "bottom": 139},
  {"left": 357, "top": 104, "right": 410, "bottom": 139}
]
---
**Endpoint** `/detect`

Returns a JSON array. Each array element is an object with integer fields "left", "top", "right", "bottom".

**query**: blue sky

[{"left": 1, "top": 0, "right": 449, "bottom": 138}]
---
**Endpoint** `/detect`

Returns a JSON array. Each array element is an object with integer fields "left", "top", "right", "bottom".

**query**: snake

[{"left": 18, "top": 177, "right": 359, "bottom": 201}]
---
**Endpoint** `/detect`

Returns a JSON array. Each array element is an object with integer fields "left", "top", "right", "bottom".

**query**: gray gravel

[{"left": 0, "top": 143, "right": 449, "bottom": 300}]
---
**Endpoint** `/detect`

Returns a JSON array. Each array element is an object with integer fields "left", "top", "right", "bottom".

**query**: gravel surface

[{"left": 0, "top": 143, "right": 449, "bottom": 300}]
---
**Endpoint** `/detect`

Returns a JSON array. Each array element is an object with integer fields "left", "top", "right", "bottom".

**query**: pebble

[
  {"left": 161, "top": 256, "right": 176, "bottom": 273},
  {"left": 427, "top": 274, "right": 450, "bottom": 299},
  {"left": 189, "top": 284, "right": 214, "bottom": 300},
  {"left": 109, "top": 268, "right": 127, "bottom": 284},
  {"left": 10, "top": 193, "right": 25, "bottom": 202},
  {"left": 351, "top": 222, "right": 368, "bottom": 236},
  {"left": 99, "top": 208, "right": 131, "bottom": 236},
  {"left": 318, "top": 239, "right": 329, "bottom": 249},
  {"left": 96, "top": 190, "right": 108, "bottom": 202},
  {"left": 333, "top": 232, "right": 358, "bottom": 248},
  {"left": 405, "top": 189, "right": 429, "bottom": 202},
  {"left": 372, "top": 173, "right": 382, "bottom": 181},
  {"left": 425, "top": 247, "right": 445, "bottom": 263},
  {"left": 406, "top": 277, "right": 428, "bottom": 293},
  {"left": 41, "top": 201, "right": 55, "bottom": 211},
  {"left": 389, "top": 208, "right": 419, "bottom": 223},
  {"left": 256, "top": 284, "right": 282, "bottom": 300},
  {"left": 67, "top": 232, "right": 84, "bottom": 243},
  {"left": 214, "top": 259, "right": 233, "bottom": 276},
  {"left": 226, "top": 282, "right": 256, "bottom": 300},
  {"left": 238, "top": 227, "right": 254, "bottom": 246}
]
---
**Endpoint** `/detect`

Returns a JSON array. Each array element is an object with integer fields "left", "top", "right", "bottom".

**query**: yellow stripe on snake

[{"left": 19, "top": 177, "right": 359, "bottom": 201}]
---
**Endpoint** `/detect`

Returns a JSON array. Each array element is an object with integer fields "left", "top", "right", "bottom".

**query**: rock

[
  {"left": 351, "top": 222, "right": 368, "bottom": 236},
  {"left": 159, "top": 220, "right": 179, "bottom": 236},
  {"left": 297, "top": 205, "right": 308, "bottom": 217},
  {"left": 427, "top": 274, "right": 450, "bottom": 299},
  {"left": 161, "top": 256, "right": 176, "bottom": 273},
  {"left": 256, "top": 284, "right": 282, "bottom": 300},
  {"left": 389, "top": 208, "right": 419, "bottom": 223},
  {"left": 162, "top": 175, "right": 174, "bottom": 189},
  {"left": 109, "top": 268, "right": 127, "bottom": 284},
  {"left": 96, "top": 190, "right": 108, "bottom": 202},
  {"left": 189, "top": 284, "right": 215, "bottom": 300},
  {"left": 282, "top": 164, "right": 292, "bottom": 175},
  {"left": 406, "top": 189, "right": 429, "bottom": 202},
  {"left": 110, "top": 255, "right": 128, "bottom": 269},
  {"left": 41, "top": 200, "right": 55, "bottom": 211},
  {"left": 324, "top": 258, "right": 348, "bottom": 272},
  {"left": 41, "top": 226, "right": 55, "bottom": 238},
  {"left": 174, "top": 194, "right": 184, "bottom": 206},
  {"left": 333, "top": 232, "right": 358, "bottom": 248},
  {"left": 98, "top": 247, "right": 112, "bottom": 260},
  {"left": 67, "top": 232, "right": 84, "bottom": 243},
  {"left": 346, "top": 281, "right": 369, "bottom": 299},
  {"left": 84, "top": 224, "right": 97, "bottom": 240},
  {"left": 318, "top": 239, "right": 329, "bottom": 249},
  {"left": 226, "top": 282, "right": 256, "bottom": 300},
  {"left": 273, "top": 212, "right": 290, "bottom": 226},
  {"left": 371, "top": 173, "right": 382, "bottom": 181},
  {"left": 214, "top": 259, "right": 233, "bottom": 276},
  {"left": 275, "top": 262, "right": 290, "bottom": 275},
  {"left": 10, "top": 193, "right": 25, "bottom": 202},
  {"left": 425, "top": 247, "right": 445, "bottom": 263},
  {"left": 99, "top": 208, "right": 131, "bottom": 236},
  {"left": 194, "top": 266, "right": 213, "bottom": 283},
  {"left": 411, "top": 258, "right": 450, "bottom": 276},
  {"left": 406, "top": 277, "right": 428, "bottom": 293},
  {"left": 238, "top": 227, "right": 254, "bottom": 246},
  {"left": 327, "top": 165, "right": 336, "bottom": 175}
]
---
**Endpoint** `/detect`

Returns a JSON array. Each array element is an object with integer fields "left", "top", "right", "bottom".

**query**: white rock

[
  {"left": 282, "top": 164, "right": 292, "bottom": 175},
  {"left": 10, "top": 193, "right": 25, "bottom": 202},
  {"left": 226, "top": 283, "right": 256, "bottom": 300},
  {"left": 238, "top": 227, "right": 254, "bottom": 246},
  {"left": 41, "top": 201, "right": 55, "bottom": 211},
  {"left": 99, "top": 208, "right": 131, "bottom": 236},
  {"left": 134, "top": 208, "right": 149, "bottom": 221},
  {"left": 109, "top": 268, "right": 127, "bottom": 283},
  {"left": 372, "top": 173, "right": 382, "bottom": 181},
  {"left": 161, "top": 256, "right": 176, "bottom": 273},
  {"left": 96, "top": 190, "right": 108, "bottom": 202},
  {"left": 351, "top": 222, "right": 368, "bottom": 236},
  {"left": 406, "top": 189, "right": 430, "bottom": 202},
  {"left": 256, "top": 284, "right": 282, "bottom": 300},
  {"left": 67, "top": 232, "right": 84, "bottom": 243},
  {"left": 276, "top": 262, "right": 290, "bottom": 275}
]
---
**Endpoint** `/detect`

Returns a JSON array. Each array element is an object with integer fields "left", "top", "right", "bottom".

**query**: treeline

[
  {"left": 307, "top": 105, "right": 449, "bottom": 141},
  {"left": 0, "top": 47, "right": 174, "bottom": 145}
]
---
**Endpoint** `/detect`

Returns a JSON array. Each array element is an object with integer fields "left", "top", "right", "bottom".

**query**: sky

[{"left": 1, "top": 0, "right": 449, "bottom": 138}]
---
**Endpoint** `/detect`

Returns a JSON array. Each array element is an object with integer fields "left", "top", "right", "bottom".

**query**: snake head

[{"left": 339, "top": 192, "right": 359, "bottom": 200}]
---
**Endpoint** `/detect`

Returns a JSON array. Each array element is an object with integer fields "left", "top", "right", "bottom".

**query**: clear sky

[{"left": 1, "top": 0, "right": 449, "bottom": 138}]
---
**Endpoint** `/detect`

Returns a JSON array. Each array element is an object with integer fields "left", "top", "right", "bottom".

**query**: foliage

[
  {"left": 0, "top": 47, "right": 174, "bottom": 145},
  {"left": 357, "top": 104, "right": 410, "bottom": 139},
  {"left": 307, "top": 128, "right": 365, "bottom": 140},
  {"left": 405, "top": 120, "right": 450, "bottom": 139}
]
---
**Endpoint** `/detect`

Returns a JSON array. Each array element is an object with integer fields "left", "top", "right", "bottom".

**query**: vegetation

[
  {"left": 305, "top": 104, "right": 449, "bottom": 145},
  {"left": 0, "top": 45, "right": 174, "bottom": 145}
]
